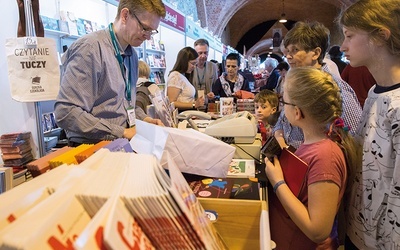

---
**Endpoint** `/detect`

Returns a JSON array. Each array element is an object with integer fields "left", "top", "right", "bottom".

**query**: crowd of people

[{"left": 53, "top": 0, "right": 400, "bottom": 249}]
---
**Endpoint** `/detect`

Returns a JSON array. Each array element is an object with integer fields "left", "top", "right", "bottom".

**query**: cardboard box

[{"left": 199, "top": 198, "right": 267, "bottom": 250}]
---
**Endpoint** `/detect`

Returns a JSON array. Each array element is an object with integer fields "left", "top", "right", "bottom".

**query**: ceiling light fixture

[{"left": 279, "top": 0, "right": 287, "bottom": 23}]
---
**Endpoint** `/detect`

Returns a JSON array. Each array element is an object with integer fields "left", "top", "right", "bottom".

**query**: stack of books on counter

[
  {"left": 0, "top": 132, "right": 34, "bottom": 190},
  {"left": 236, "top": 99, "right": 255, "bottom": 114},
  {"left": 26, "top": 138, "right": 130, "bottom": 177}
]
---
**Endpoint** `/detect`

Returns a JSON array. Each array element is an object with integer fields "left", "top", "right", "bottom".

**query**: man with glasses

[
  {"left": 55, "top": 0, "right": 166, "bottom": 146},
  {"left": 274, "top": 21, "right": 362, "bottom": 149},
  {"left": 192, "top": 39, "right": 219, "bottom": 110}
]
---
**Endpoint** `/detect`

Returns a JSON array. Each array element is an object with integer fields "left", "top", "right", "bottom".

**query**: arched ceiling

[{"left": 196, "top": 0, "right": 356, "bottom": 58}]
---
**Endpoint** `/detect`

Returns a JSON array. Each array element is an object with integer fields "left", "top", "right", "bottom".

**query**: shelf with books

[
  {"left": 44, "top": 29, "right": 69, "bottom": 37},
  {"left": 146, "top": 48, "right": 165, "bottom": 54},
  {"left": 45, "top": 29, "right": 80, "bottom": 40}
]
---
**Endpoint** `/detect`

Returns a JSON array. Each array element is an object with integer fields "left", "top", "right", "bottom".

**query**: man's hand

[
  {"left": 143, "top": 117, "right": 165, "bottom": 126},
  {"left": 207, "top": 92, "right": 215, "bottom": 99},
  {"left": 123, "top": 126, "right": 137, "bottom": 140}
]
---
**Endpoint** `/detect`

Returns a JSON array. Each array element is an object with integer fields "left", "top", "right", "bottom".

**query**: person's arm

[
  {"left": 212, "top": 78, "right": 223, "bottom": 97},
  {"left": 272, "top": 111, "right": 288, "bottom": 148},
  {"left": 167, "top": 86, "right": 204, "bottom": 110},
  {"left": 134, "top": 106, "right": 164, "bottom": 126},
  {"left": 265, "top": 157, "right": 340, "bottom": 243},
  {"left": 264, "top": 70, "right": 280, "bottom": 90},
  {"left": 242, "top": 78, "right": 251, "bottom": 92},
  {"left": 206, "top": 62, "right": 219, "bottom": 99}
]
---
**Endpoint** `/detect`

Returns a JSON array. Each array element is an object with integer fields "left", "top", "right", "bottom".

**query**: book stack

[
  {"left": 0, "top": 132, "right": 34, "bottom": 192},
  {"left": 236, "top": 99, "right": 255, "bottom": 114},
  {"left": 0, "top": 132, "right": 33, "bottom": 169},
  {"left": 0, "top": 149, "right": 226, "bottom": 249},
  {"left": 26, "top": 146, "right": 73, "bottom": 177}
]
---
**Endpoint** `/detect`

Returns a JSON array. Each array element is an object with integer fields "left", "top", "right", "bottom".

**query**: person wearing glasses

[
  {"left": 265, "top": 67, "right": 361, "bottom": 249},
  {"left": 166, "top": 47, "right": 205, "bottom": 112},
  {"left": 273, "top": 21, "right": 362, "bottom": 149},
  {"left": 55, "top": 0, "right": 165, "bottom": 146},
  {"left": 192, "top": 38, "right": 219, "bottom": 110}
]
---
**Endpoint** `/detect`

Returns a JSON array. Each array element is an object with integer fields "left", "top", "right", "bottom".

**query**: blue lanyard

[{"left": 108, "top": 23, "right": 131, "bottom": 102}]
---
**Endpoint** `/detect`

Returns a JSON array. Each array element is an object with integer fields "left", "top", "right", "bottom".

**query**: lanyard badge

[{"left": 109, "top": 23, "right": 135, "bottom": 127}]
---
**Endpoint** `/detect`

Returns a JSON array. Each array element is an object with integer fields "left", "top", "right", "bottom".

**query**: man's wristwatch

[{"left": 192, "top": 102, "right": 196, "bottom": 109}]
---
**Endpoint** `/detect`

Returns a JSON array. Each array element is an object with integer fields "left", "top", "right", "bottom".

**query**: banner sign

[
  {"left": 185, "top": 17, "right": 202, "bottom": 40},
  {"left": 161, "top": 5, "right": 185, "bottom": 33}
]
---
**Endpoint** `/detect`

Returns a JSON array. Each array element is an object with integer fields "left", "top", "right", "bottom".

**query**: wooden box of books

[{"left": 198, "top": 198, "right": 266, "bottom": 249}]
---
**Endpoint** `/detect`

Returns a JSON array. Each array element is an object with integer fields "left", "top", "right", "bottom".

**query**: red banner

[{"left": 161, "top": 5, "right": 185, "bottom": 32}]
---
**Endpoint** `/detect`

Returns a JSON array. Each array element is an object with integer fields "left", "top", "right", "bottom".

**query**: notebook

[{"left": 279, "top": 148, "right": 309, "bottom": 196}]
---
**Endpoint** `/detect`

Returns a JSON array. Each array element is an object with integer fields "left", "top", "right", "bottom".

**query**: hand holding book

[{"left": 263, "top": 137, "right": 309, "bottom": 197}]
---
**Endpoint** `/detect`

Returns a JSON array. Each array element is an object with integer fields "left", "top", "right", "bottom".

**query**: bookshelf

[{"left": 143, "top": 37, "right": 167, "bottom": 88}]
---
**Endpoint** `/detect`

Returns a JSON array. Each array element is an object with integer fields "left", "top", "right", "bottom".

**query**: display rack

[{"left": 143, "top": 37, "right": 167, "bottom": 88}]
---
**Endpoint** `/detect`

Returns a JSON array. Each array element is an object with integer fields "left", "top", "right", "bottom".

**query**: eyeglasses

[
  {"left": 279, "top": 97, "right": 296, "bottom": 106},
  {"left": 130, "top": 11, "right": 158, "bottom": 36},
  {"left": 189, "top": 61, "right": 197, "bottom": 66}
]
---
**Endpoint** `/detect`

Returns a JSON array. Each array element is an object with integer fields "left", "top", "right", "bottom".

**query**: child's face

[{"left": 255, "top": 101, "right": 276, "bottom": 123}]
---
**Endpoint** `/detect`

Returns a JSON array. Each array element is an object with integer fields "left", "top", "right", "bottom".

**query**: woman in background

[
  {"left": 212, "top": 52, "right": 251, "bottom": 98},
  {"left": 166, "top": 47, "right": 204, "bottom": 111}
]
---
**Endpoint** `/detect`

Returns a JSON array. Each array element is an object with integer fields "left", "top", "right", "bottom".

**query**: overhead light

[
  {"left": 279, "top": 13, "right": 287, "bottom": 23},
  {"left": 279, "top": 0, "right": 287, "bottom": 23}
]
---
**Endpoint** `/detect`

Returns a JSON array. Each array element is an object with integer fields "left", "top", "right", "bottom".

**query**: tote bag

[{"left": 5, "top": 36, "right": 60, "bottom": 102}]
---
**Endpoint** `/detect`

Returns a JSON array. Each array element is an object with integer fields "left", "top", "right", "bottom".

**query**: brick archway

[{"left": 196, "top": 0, "right": 356, "bottom": 56}]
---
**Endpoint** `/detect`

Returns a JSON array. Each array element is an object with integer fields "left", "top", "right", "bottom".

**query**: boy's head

[{"left": 254, "top": 89, "right": 279, "bottom": 124}]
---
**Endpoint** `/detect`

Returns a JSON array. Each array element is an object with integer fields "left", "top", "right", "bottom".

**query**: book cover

[
  {"left": 279, "top": 147, "right": 309, "bottom": 196},
  {"left": 76, "top": 18, "right": 87, "bottom": 36},
  {"left": 188, "top": 177, "right": 234, "bottom": 198},
  {"left": 227, "top": 159, "right": 255, "bottom": 178},
  {"left": 103, "top": 138, "right": 133, "bottom": 152},
  {"left": 58, "top": 20, "right": 69, "bottom": 33},
  {"left": 260, "top": 135, "right": 282, "bottom": 160},
  {"left": 59, "top": 10, "right": 79, "bottom": 36},
  {"left": 220, "top": 97, "right": 234, "bottom": 116},
  {"left": 230, "top": 178, "right": 260, "bottom": 200},
  {"left": 40, "top": 15, "right": 60, "bottom": 31},
  {"left": 0, "top": 167, "right": 13, "bottom": 193}
]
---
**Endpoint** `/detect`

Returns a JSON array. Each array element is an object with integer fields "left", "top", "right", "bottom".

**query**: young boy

[{"left": 254, "top": 89, "right": 279, "bottom": 145}]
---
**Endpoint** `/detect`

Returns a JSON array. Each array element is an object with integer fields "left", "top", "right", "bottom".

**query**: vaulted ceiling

[{"left": 195, "top": 0, "right": 356, "bottom": 59}]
